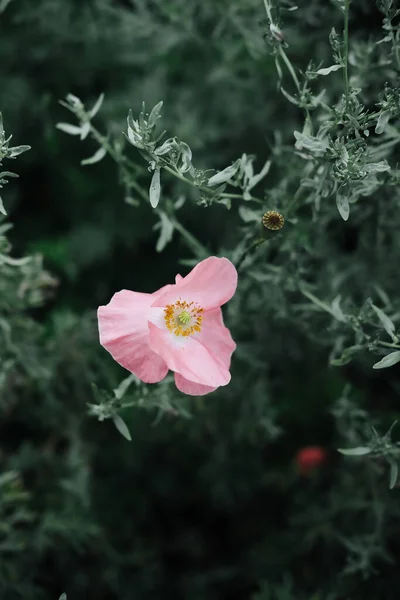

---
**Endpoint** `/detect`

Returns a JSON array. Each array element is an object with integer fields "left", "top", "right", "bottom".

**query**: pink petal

[
  {"left": 196, "top": 308, "right": 236, "bottom": 367},
  {"left": 174, "top": 373, "right": 217, "bottom": 396},
  {"left": 98, "top": 290, "right": 168, "bottom": 383},
  {"left": 148, "top": 323, "right": 231, "bottom": 387},
  {"left": 152, "top": 257, "right": 238, "bottom": 311}
]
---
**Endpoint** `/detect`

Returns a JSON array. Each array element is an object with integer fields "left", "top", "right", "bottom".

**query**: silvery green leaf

[
  {"left": 179, "top": 142, "right": 192, "bottom": 173},
  {"left": 127, "top": 110, "right": 140, "bottom": 133},
  {"left": 373, "top": 351, "right": 400, "bottom": 369},
  {"left": 0, "top": 112, "right": 3, "bottom": 142},
  {"left": 241, "top": 154, "right": 254, "bottom": 182},
  {"left": 66, "top": 93, "right": 83, "bottom": 108},
  {"left": 148, "top": 101, "right": 163, "bottom": 128},
  {"left": 375, "top": 110, "right": 391, "bottom": 134},
  {"left": 155, "top": 211, "right": 174, "bottom": 252},
  {"left": 371, "top": 303, "right": 396, "bottom": 340},
  {"left": 7, "top": 145, "right": 31, "bottom": 157},
  {"left": 365, "top": 161, "right": 390, "bottom": 174},
  {"left": 149, "top": 168, "right": 161, "bottom": 208},
  {"left": 80, "top": 121, "right": 91, "bottom": 140},
  {"left": 56, "top": 123, "right": 82, "bottom": 136},
  {"left": 294, "top": 131, "right": 329, "bottom": 153},
  {"left": 208, "top": 159, "right": 240, "bottom": 186},
  {"left": 316, "top": 64, "right": 343, "bottom": 75},
  {"left": 0, "top": 196, "right": 6, "bottom": 215},
  {"left": 336, "top": 193, "right": 350, "bottom": 221},
  {"left": 59, "top": 595, "right": 67, "bottom": 600},
  {"left": 247, "top": 160, "right": 271, "bottom": 192},
  {"left": 154, "top": 138, "right": 176, "bottom": 156},
  {"left": 0, "top": 171, "right": 18, "bottom": 178},
  {"left": 127, "top": 126, "right": 143, "bottom": 148},
  {"left": 113, "top": 414, "right": 132, "bottom": 441},
  {"left": 389, "top": 460, "right": 399, "bottom": 489},
  {"left": 88, "top": 93, "right": 104, "bottom": 119},
  {"left": 338, "top": 446, "right": 371, "bottom": 456},
  {"left": 81, "top": 146, "right": 107, "bottom": 166}
]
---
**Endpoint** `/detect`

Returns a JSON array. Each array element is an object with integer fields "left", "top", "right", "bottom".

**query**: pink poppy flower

[{"left": 97, "top": 257, "right": 237, "bottom": 396}]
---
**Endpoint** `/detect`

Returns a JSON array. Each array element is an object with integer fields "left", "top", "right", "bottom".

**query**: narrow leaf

[
  {"left": 113, "top": 415, "right": 132, "bottom": 441},
  {"left": 81, "top": 146, "right": 107, "bottom": 166},
  {"left": 208, "top": 159, "right": 240, "bottom": 186},
  {"left": 0, "top": 196, "right": 6, "bottom": 216},
  {"left": 80, "top": 121, "right": 91, "bottom": 140},
  {"left": 7, "top": 145, "right": 31, "bottom": 157},
  {"left": 373, "top": 351, "right": 400, "bottom": 369},
  {"left": 338, "top": 446, "right": 372, "bottom": 456},
  {"left": 371, "top": 303, "right": 396, "bottom": 340},
  {"left": 375, "top": 110, "right": 391, "bottom": 135},
  {"left": 56, "top": 123, "right": 82, "bottom": 136},
  {"left": 148, "top": 101, "right": 163, "bottom": 128},
  {"left": 59, "top": 595, "right": 67, "bottom": 600},
  {"left": 336, "top": 193, "right": 350, "bottom": 221},
  {"left": 88, "top": 93, "right": 104, "bottom": 119},
  {"left": 149, "top": 168, "right": 161, "bottom": 208},
  {"left": 389, "top": 461, "right": 399, "bottom": 489},
  {"left": 280, "top": 87, "right": 299, "bottom": 106},
  {"left": 316, "top": 64, "right": 343, "bottom": 75},
  {"left": 247, "top": 160, "right": 271, "bottom": 191}
]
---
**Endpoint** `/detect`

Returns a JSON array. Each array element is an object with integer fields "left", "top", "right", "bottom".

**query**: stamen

[{"left": 164, "top": 299, "right": 203, "bottom": 337}]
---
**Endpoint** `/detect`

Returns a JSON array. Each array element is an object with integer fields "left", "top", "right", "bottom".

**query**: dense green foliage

[{"left": 1, "top": 0, "right": 400, "bottom": 598}]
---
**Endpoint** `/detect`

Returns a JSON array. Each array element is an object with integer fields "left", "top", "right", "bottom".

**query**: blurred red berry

[{"left": 295, "top": 446, "right": 327, "bottom": 475}]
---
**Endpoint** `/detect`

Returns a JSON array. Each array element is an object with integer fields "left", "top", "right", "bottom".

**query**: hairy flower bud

[{"left": 262, "top": 210, "right": 285, "bottom": 230}]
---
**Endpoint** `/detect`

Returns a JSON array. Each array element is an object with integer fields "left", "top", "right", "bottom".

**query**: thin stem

[
  {"left": 89, "top": 124, "right": 149, "bottom": 202},
  {"left": 343, "top": 0, "right": 350, "bottom": 110},
  {"left": 236, "top": 238, "right": 267, "bottom": 271},
  {"left": 263, "top": 0, "right": 311, "bottom": 125},
  {"left": 163, "top": 165, "right": 262, "bottom": 203},
  {"left": 279, "top": 47, "right": 301, "bottom": 94},
  {"left": 377, "top": 341, "right": 400, "bottom": 350}
]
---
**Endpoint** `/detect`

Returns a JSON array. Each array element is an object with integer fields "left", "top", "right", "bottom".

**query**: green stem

[
  {"left": 263, "top": 0, "right": 311, "bottom": 125},
  {"left": 343, "top": 0, "right": 350, "bottom": 110},
  {"left": 236, "top": 238, "right": 267, "bottom": 271},
  {"left": 377, "top": 341, "right": 400, "bottom": 350},
  {"left": 89, "top": 124, "right": 149, "bottom": 202},
  {"left": 164, "top": 165, "right": 262, "bottom": 203}
]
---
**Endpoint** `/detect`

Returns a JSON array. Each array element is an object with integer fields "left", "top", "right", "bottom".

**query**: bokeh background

[{"left": 1, "top": 1, "right": 400, "bottom": 599}]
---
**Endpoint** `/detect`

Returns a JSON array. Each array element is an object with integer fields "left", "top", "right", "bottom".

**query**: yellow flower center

[{"left": 164, "top": 300, "right": 203, "bottom": 337}]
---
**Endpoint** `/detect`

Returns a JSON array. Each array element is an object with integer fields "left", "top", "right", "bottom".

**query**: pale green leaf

[
  {"left": 56, "top": 123, "right": 82, "bottom": 136},
  {"left": 389, "top": 461, "right": 399, "bottom": 490},
  {"left": 88, "top": 93, "right": 104, "bottom": 119},
  {"left": 316, "top": 64, "right": 343, "bottom": 75},
  {"left": 7, "top": 145, "right": 31, "bottom": 157},
  {"left": 371, "top": 303, "right": 396, "bottom": 340},
  {"left": 373, "top": 351, "right": 400, "bottom": 369},
  {"left": 149, "top": 168, "right": 161, "bottom": 208},
  {"left": 336, "top": 193, "right": 350, "bottom": 221},
  {"left": 208, "top": 159, "right": 240, "bottom": 186},
  {"left": 0, "top": 196, "right": 6, "bottom": 215},
  {"left": 113, "top": 415, "right": 132, "bottom": 441},
  {"left": 338, "top": 446, "right": 372, "bottom": 456},
  {"left": 81, "top": 146, "right": 107, "bottom": 166}
]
